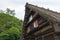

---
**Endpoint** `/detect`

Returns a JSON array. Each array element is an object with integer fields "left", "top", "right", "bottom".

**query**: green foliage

[
  {"left": 0, "top": 12, "right": 23, "bottom": 40},
  {"left": 0, "top": 27, "right": 20, "bottom": 40}
]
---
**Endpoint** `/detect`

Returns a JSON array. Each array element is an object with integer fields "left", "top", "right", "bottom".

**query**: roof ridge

[{"left": 26, "top": 3, "right": 60, "bottom": 14}]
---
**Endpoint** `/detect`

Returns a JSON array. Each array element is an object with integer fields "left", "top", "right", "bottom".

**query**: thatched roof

[{"left": 25, "top": 3, "right": 60, "bottom": 23}]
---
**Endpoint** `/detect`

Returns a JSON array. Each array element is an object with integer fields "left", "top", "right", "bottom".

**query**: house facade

[{"left": 22, "top": 3, "right": 60, "bottom": 40}]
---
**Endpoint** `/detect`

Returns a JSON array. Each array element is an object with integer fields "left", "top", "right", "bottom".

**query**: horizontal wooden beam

[{"left": 26, "top": 21, "right": 49, "bottom": 37}]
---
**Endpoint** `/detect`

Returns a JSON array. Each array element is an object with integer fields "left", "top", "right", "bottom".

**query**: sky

[{"left": 0, "top": 0, "right": 60, "bottom": 20}]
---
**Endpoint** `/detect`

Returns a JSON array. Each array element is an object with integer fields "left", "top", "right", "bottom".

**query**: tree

[
  {"left": 0, "top": 10, "right": 4, "bottom": 13},
  {"left": 0, "top": 9, "right": 23, "bottom": 40},
  {"left": 6, "top": 8, "right": 15, "bottom": 16}
]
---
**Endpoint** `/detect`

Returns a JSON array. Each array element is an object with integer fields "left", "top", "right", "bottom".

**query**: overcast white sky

[{"left": 0, "top": 0, "right": 60, "bottom": 20}]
